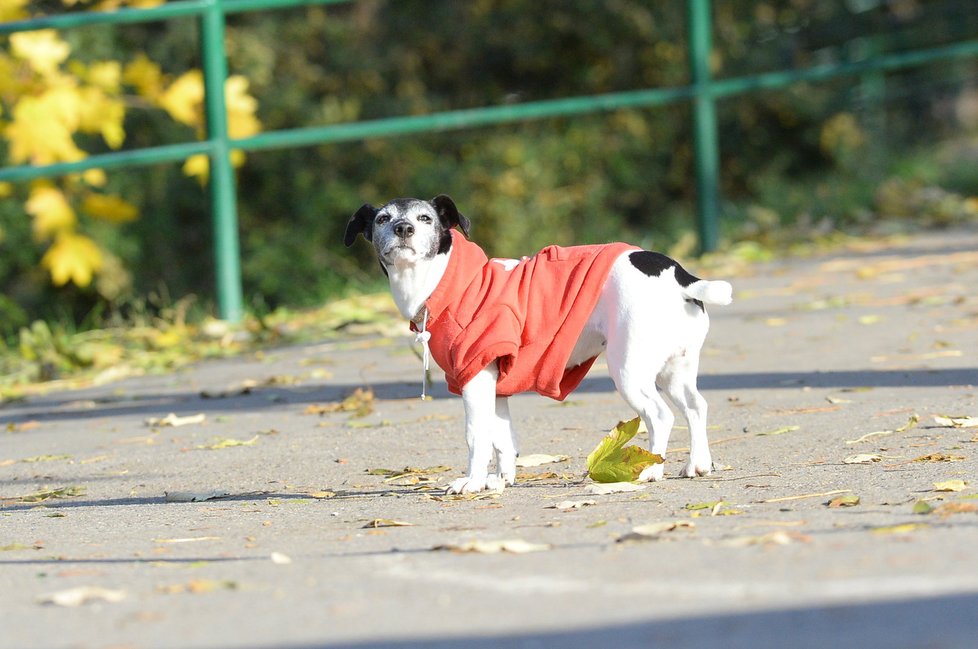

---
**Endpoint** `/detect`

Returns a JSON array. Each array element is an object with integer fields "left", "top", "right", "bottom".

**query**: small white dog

[{"left": 345, "top": 195, "right": 732, "bottom": 494}]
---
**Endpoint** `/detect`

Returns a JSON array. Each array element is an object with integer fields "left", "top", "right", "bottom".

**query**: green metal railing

[{"left": 3, "top": 0, "right": 978, "bottom": 321}]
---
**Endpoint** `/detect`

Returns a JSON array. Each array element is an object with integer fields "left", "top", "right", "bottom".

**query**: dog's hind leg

[
  {"left": 659, "top": 352, "right": 713, "bottom": 477},
  {"left": 606, "top": 351, "right": 675, "bottom": 482},
  {"left": 492, "top": 396, "right": 519, "bottom": 487}
]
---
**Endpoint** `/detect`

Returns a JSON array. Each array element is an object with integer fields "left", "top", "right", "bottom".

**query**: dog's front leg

[{"left": 448, "top": 362, "right": 506, "bottom": 494}]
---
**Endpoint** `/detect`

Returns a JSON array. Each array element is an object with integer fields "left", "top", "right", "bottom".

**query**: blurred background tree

[{"left": 2, "top": 0, "right": 977, "bottom": 336}]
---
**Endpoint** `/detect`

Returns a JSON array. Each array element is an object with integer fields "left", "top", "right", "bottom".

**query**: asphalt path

[{"left": 2, "top": 226, "right": 977, "bottom": 649}]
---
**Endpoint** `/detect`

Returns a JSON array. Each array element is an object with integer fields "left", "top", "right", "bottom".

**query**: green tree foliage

[{"left": 2, "top": 0, "right": 978, "bottom": 326}]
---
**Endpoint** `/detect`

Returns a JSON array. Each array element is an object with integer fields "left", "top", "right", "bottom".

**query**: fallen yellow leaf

[{"left": 933, "top": 480, "right": 968, "bottom": 492}]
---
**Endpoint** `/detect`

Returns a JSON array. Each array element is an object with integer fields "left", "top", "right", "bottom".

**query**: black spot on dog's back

[
  {"left": 629, "top": 251, "right": 704, "bottom": 311},
  {"left": 628, "top": 251, "right": 699, "bottom": 287}
]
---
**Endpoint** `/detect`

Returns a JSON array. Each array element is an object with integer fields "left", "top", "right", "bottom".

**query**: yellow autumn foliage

[
  {"left": 123, "top": 54, "right": 164, "bottom": 100},
  {"left": 0, "top": 0, "right": 30, "bottom": 21},
  {"left": 26, "top": 185, "right": 77, "bottom": 240},
  {"left": 42, "top": 233, "right": 104, "bottom": 288},
  {"left": 9, "top": 30, "right": 70, "bottom": 78},
  {"left": 81, "top": 193, "right": 139, "bottom": 223},
  {"left": 159, "top": 70, "right": 205, "bottom": 127},
  {"left": 1, "top": 1, "right": 261, "bottom": 291},
  {"left": 5, "top": 93, "right": 87, "bottom": 165}
]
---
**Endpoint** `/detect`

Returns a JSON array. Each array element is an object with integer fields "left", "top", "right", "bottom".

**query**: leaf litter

[
  {"left": 845, "top": 414, "right": 919, "bottom": 445},
  {"left": 827, "top": 494, "right": 860, "bottom": 508},
  {"left": 433, "top": 539, "right": 552, "bottom": 554},
  {"left": 145, "top": 413, "right": 206, "bottom": 428},
  {"left": 933, "top": 480, "right": 968, "bottom": 492},
  {"left": 362, "top": 519, "right": 414, "bottom": 528},
  {"left": 304, "top": 387, "right": 374, "bottom": 418},
  {"left": 549, "top": 499, "right": 596, "bottom": 511},
  {"left": 37, "top": 586, "right": 126, "bottom": 607},
  {"left": 585, "top": 482, "right": 646, "bottom": 495},
  {"left": 12, "top": 486, "right": 86, "bottom": 503},
  {"left": 933, "top": 415, "right": 978, "bottom": 428},
  {"left": 196, "top": 435, "right": 259, "bottom": 450},
  {"left": 366, "top": 466, "right": 452, "bottom": 486},
  {"left": 515, "top": 454, "right": 570, "bottom": 468},
  {"left": 618, "top": 521, "right": 695, "bottom": 543}
]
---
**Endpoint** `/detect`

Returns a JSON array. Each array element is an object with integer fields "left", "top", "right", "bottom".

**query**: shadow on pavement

[
  {"left": 1, "top": 367, "right": 974, "bottom": 426},
  {"left": 280, "top": 591, "right": 978, "bottom": 649}
]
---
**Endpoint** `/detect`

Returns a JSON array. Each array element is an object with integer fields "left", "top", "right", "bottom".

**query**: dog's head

[{"left": 344, "top": 195, "right": 471, "bottom": 272}]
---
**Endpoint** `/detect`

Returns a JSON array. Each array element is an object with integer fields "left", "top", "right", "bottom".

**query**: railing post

[
  {"left": 200, "top": 0, "right": 244, "bottom": 322},
  {"left": 687, "top": 0, "right": 721, "bottom": 253}
]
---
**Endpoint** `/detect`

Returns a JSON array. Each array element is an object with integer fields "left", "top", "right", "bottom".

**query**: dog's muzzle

[{"left": 393, "top": 221, "right": 414, "bottom": 239}]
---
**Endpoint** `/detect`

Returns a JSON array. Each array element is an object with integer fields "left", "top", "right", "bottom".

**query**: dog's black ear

[
  {"left": 432, "top": 194, "right": 471, "bottom": 238},
  {"left": 345, "top": 203, "right": 377, "bottom": 247}
]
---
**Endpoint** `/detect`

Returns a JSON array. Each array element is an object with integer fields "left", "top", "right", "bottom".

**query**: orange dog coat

[{"left": 414, "top": 230, "right": 637, "bottom": 399}]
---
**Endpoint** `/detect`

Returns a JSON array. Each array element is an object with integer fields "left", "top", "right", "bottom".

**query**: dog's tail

[{"left": 682, "top": 279, "right": 733, "bottom": 306}]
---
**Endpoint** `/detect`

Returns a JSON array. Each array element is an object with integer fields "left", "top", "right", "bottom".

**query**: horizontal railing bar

[
  {"left": 0, "top": 0, "right": 351, "bottom": 35},
  {"left": 709, "top": 37, "right": 978, "bottom": 98},
  {"left": 0, "top": 141, "right": 213, "bottom": 182},
  {"left": 2, "top": 37, "right": 976, "bottom": 182},
  {"left": 235, "top": 86, "right": 697, "bottom": 151},
  {"left": 234, "top": 37, "right": 978, "bottom": 151}
]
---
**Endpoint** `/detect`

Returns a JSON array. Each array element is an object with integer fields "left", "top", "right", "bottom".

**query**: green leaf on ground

[
  {"left": 913, "top": 500, "right": 935, "bottom": 515},
  {"left": 586, "top": 417, "right": 662, "bottom": 483}
]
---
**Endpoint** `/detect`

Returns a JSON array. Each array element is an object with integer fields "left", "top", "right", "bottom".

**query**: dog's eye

[
  {"left": 417, "top": 215, "right": 432, "bottom": 224},
  {"left": 375, "top": 214, "right": 390, "bottom": 225}
]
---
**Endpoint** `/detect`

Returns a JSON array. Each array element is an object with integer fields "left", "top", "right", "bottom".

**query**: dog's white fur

[{"left": 346, "top": 196, "right": 732, "bottom": 494}]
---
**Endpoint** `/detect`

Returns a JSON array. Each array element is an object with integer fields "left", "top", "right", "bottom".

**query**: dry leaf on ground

[
  {"left": 145, "top": 413, "right": 206, "bottom": 427},
  {"left": 158, "top": 579, "right": 238, "bottom": 594},
  {"left": 933, "top": 415, "right": 978, "bottom": 428},
  {"left": 434, "top": 539, "right": 552, "bottom": 554},
  {"left": 585, "top": 482, "right": 646, "bottom": 495},
  {"left": 549, "top": 499, "right": 596, "bottom": 511},
  {"left": 845, "top": 414, "right": 919, "bottom": 445},
  {"left": 762, "top": 489, "right": 851, "bottom": 503},
  {"left": 722, "top": 531, "right": 811, "bottom": 547},
  {"left": 37, "top": 586, "right": 125, "bottom": 607},
  {"left": 304, "top": 387, "right": 374, "bottom": 418},
  {"left": 872, "top": 523, "right": 928, "bottom": 535},
  {"left": 15, "top": 486, "right": 85, "bottom": 503},
  {"left": 515, "top": 454, "right": 570, "bottom": 467},
  {"left": 362, "top": 519, "right": 414, "bottom": 528},
  {"left": 844, "top": 454, "right": 882, "bottom": 464},
  {"left": 618, "top": 521, "right": 695, "bottom": 543},
  {"left": 756, "top": 425, "right": 800, "bottom": 436},
  {"left": 196, "top": 435, "right": 259, "bottom": 450},
  {"left": 913, "top": 453, "right": 965, "bottom": 463},
  {"left": 933, "top": 480, "right": 968, "bottom": 492},
  {"left": 932, "top": 502, "right": 978, "bottom": 517}
]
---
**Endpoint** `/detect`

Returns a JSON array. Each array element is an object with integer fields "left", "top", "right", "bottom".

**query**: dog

[{"left": 345, "top": 195, "right": 732, "bottom": 494}]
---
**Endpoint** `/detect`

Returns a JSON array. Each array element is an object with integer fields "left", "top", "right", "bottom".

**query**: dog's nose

[{"left": 393, "top": 221, "right": 414, "bottom": 239}]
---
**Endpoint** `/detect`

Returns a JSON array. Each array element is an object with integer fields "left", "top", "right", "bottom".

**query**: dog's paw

[
  {"left": 680, "top": 458, "right": 713, "bottom": 478},
  {"left": 486, "top": 474, "right": 508, "bottom": 491},
  {"left": 446, "top": 473, "right": 509, "bottom": 494},
  {"left": 444, "top": 475, "right": 491, "bottom": 494},
  {"left": 638, "top": 463, "right": 666, "bottom": 482}
]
